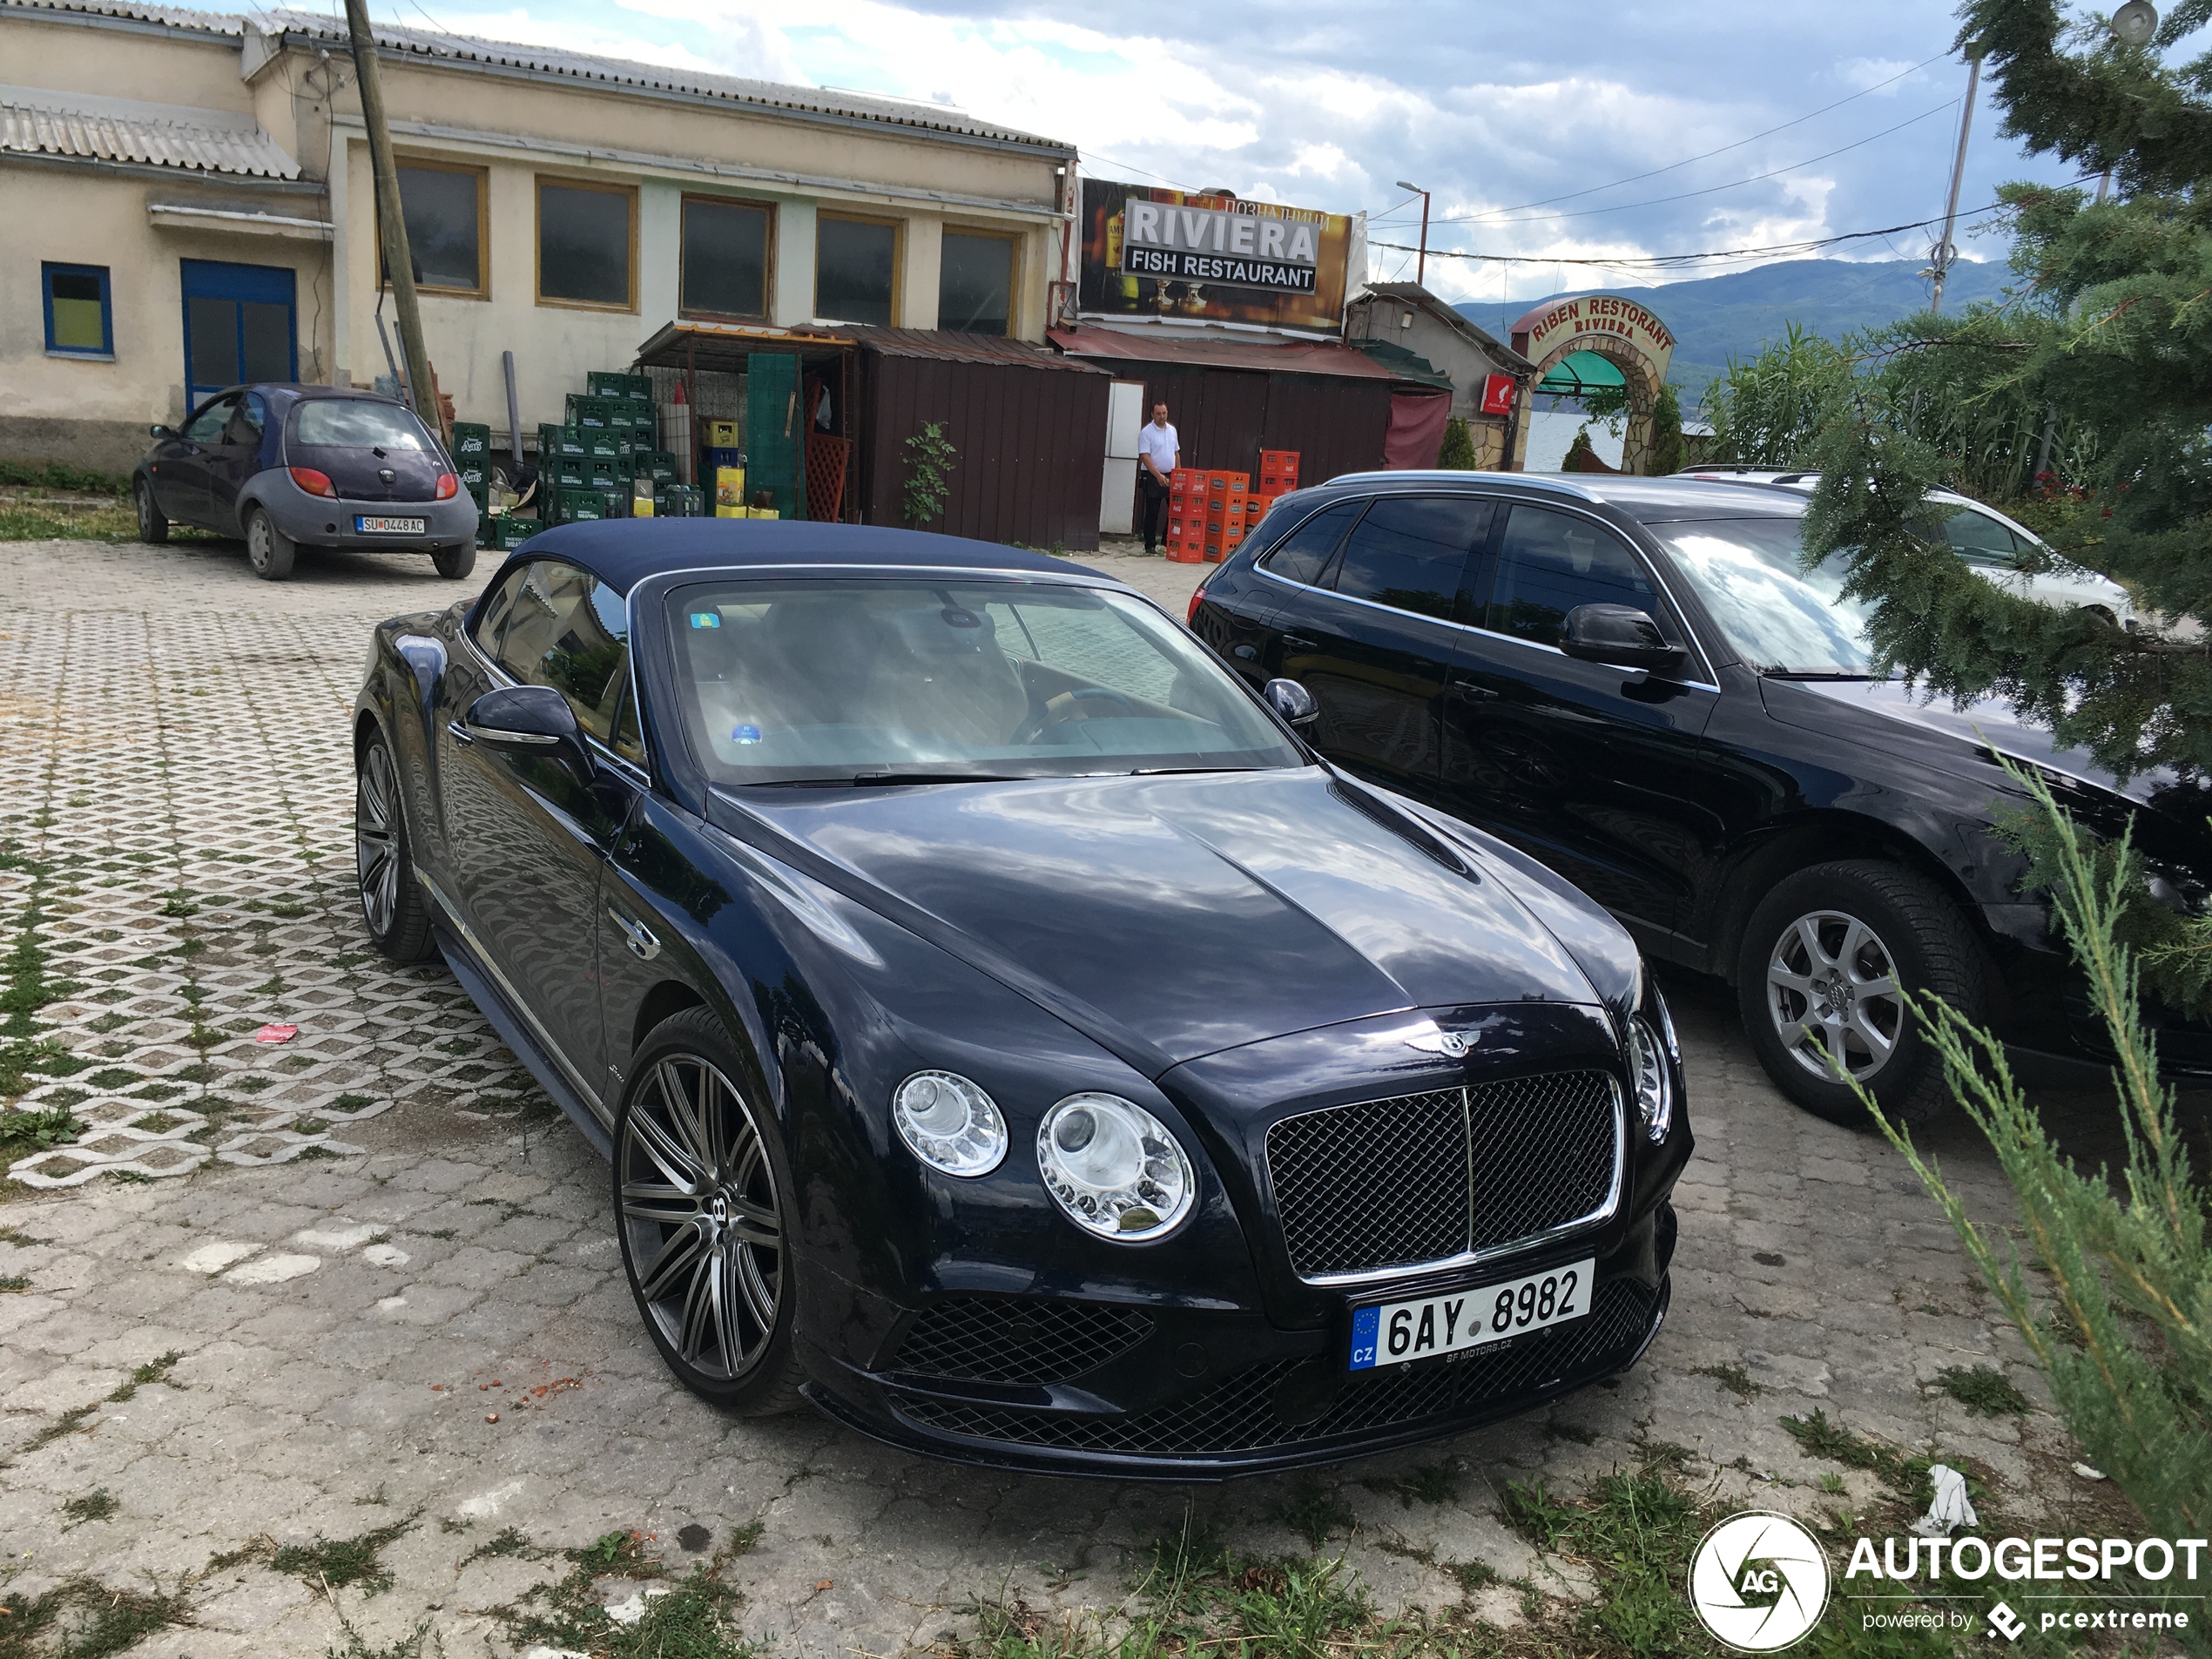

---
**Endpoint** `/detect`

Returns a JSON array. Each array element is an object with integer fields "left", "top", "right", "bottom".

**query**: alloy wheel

[
  {"left": 354, "top": 744, "right": 402, "bottom": 939},
  {"left": 1764, "top": 908, "right": 1904, "bottom": 1082},
  {"left": 617, "top": 1054, "right": 784, "bottom": 1382}
]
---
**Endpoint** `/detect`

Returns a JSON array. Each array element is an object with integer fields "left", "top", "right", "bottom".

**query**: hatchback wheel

[
  {"left": 134, "top": 479, "right": 169, "bottom": 544},
  {"left": 614, "top": 1009, "right": 806, "bottom": 1413},
  {"left": 433, "top": 542, "right": 476, "bottom": 580},
  {"left": 1737, "top": 860, "right": 1990, "bottom": 1126},
  {"left": 354, "top": 733, "right": 435, "bottom": 961},
  {"left": 245, "top": 507, "right": 296, "bottom": 580}
]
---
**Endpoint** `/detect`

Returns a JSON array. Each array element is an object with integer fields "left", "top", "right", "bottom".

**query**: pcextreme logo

[{"left": 1688, "top": 1512, "right": 1831, "bottom": 1651}]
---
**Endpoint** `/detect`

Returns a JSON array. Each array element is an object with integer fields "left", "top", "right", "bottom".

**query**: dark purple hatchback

[{"left": 133, "top": 383, "right": 480, "bottom": 582}]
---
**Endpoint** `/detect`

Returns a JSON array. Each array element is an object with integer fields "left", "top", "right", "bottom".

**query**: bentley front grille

[{"left": 1265, "top": 1070, "right": 1622, "bottom": 1281}]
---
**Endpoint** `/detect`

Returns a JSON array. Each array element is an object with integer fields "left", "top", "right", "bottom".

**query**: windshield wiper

[
  {"left": 850, "top": 771, "right": 1029, "bottom": 786},
  {"left": 1758, "top": 669, "right": 1888, "bottom": 681},
  {"left": 1128, "top": 765, "right": 1269, "bottom": 776}
]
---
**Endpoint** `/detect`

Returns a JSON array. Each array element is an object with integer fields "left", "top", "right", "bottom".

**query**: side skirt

[{"left": 432, "top": 921, "right": 614, "bottom": 1160}]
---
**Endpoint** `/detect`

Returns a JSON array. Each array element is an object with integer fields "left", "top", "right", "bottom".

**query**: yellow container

[
  {"left": 747, "top": 507, "right": 780, "bottom": 519},
  {"left": 633, "top": 497, "right": 656, "bottom": 516},
  {"left": 714, "top": 504, "right": 745, "bottom": 519},
  {"left": 714, "top": 466, "right": 746, "bottom": 509},
  {"left": 704, "top": 419, "right": 741, "bottom": 448}
]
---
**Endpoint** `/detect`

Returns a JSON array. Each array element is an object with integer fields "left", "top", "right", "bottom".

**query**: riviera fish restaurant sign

[{"left": 1076, "top": 179, "right": 1356, "bottom": 334}]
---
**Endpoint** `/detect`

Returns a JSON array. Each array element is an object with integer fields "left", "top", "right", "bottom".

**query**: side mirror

[
  {"left": 465, "top": 685, "right": 591, "bottom": 779},
  {"left": 1558, "top": 604, "right": 1685, "bottom": 673},
  {"left": 1264, "top": 677, "right": 1320, "bottom": 730},
  {"left": 150, "top": 424, "right": 175, "bottom": 441}
]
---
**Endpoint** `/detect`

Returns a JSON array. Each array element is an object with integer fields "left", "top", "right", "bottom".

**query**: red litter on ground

[{"left": 253, "top": 1023, "right": 299, "bottom": 1044}]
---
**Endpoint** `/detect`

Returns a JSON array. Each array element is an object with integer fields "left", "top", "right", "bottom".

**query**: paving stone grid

[{"left": 0, "top": 536, "right": 2195, "bottom": 1658}]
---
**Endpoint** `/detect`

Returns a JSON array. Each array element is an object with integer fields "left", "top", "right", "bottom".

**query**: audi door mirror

[
  {"left": 1559, "top": 604, "right": 1685, "bottom": 673},
  {"left": 1264, "top": 677, "right": 1320, "bottom": 729},
  {"left": 464, "top": 685, "right": 592, "bottom": 779}
]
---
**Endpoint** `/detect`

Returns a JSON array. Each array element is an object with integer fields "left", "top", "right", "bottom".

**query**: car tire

[
  {"left": 614, "top": 1008, "right": 806, "bottom": 1416},
  {"left": 134, "top": 478, "right": 169, "bottom": 544},
  {"left": 354, "top": 732, "right": 436, "bottom": 963},
  {"left": 1736, "top": 859, "right": 1991, "bottom": 1127},
  {"left": 433, "top": 542, "right": 477, "bottom": 580},
  {"left": 245, "top": 507, "right": 296, "bottom": 581}
]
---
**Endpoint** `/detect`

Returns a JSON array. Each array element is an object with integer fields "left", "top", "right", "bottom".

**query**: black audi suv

[{"left": 1190, "top": 472, "right": 2212, "bottom": 1122}]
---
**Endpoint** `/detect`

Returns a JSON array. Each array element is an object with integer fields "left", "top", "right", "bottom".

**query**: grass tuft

[
  {"left": 267, "top": 1514, "right": 418, "bottom": 1595},
  {"left": 1932, "top": 1365, "right": 2031, "bottom": 1418},
  {"left": 1692, "top": 1362, "right": 1761, "bottom": 1399},
  {"left": 1272, "top": 1480, "right": 1353, "bottom": 1550}
]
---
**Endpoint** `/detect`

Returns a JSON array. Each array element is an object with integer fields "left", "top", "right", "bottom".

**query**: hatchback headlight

[
  {"left": 1036, "top": 1093, "right": 1195, "bottom": 1242},
  {"left": 1627, "top": 1015, "right": 1672, "bottom": 1143},
  {"left": 892, "top": 1071, "right": 1008, "bottom": 1176}
]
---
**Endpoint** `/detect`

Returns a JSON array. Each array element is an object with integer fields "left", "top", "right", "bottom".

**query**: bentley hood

[{"left": 705, "top": 767, "right": 1611, "bottom": 1076}]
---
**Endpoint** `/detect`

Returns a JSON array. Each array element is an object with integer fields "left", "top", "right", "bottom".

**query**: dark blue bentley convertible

[{"left": 351, "top": 520, "right": 1689, "bottom": 1477}]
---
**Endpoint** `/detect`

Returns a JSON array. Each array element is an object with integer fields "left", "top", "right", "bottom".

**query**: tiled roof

[
  {"left": 250, "top": 7, "right": 1072, "bottom": 152},
  {"left": 0, "top": 83, "right": 300, "bottom": 176},
  {"left": 2, "top": 0, "right": 243, "bottom": 34}
]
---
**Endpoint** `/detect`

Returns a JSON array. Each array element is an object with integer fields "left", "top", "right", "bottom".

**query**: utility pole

[
  {"left": 1930, "top": 51, "right": 1982, "bottom": 314},
  {"left": 1395, "top": 180, "right": 1431, "bottom": 287},
  {"left": 344, "top": 0, "right": 432, "bottom": 420}
]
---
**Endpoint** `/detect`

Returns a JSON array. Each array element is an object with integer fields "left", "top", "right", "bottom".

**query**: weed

[
  {"left": 1820, "top": 1473, "right": 1848, "bottom": 1495},
  {"left": 496, "top": 1528, "right": 754, "bottom": 1658},
  {"left": 460, "top": 1525, "right": 533, "bottom": 1567},
  {"left": 0, "top": 1224, "right": 47, "bottom": 1244},
  {"left": 1449, "top": 1558, "right": 1499, "bottom": 1593},
  {"left": 324, "top": 1610, "right": 438, "bottom": 1659},
  {"left": 25, "top": 1401, "right": 99, "bottom": 1452},
  {"left": 1692, "top": 1362, "right": 1762, "bottom": 1399},
  {"left": 0, "top": 1576, "right": 192, "bottom": 1657},
  {"left": 1501, "top": 1465, "right": 1706, "bottom": 1655},
  {"left": 0, "top": 1274, "right": 25, "bottom": 1292},
  {"left": 105, "top": 1169, "right": 152, "bottom": 1184},
  {"left": 105, "top": 1352, "right": 179, "bottom": 1405},
  {"left": 1777, "top": 1409, "right": 1919, "bottom": 1494},
  {"left": 1932, "top": 1365, "right": 2030, "bottom": 1418},
  {"left": 268, "top": 1514, "right": 418, "bottom": 1595},
  {"left": 62, "top": 1488, "right": 118, "bottom": 1527},
  {"left": 1273, "top": 1480, "right": 1353, "bottom": 1549},
  {"left": 0, "top": 1105, "right": 81, "bottom": 1158}
]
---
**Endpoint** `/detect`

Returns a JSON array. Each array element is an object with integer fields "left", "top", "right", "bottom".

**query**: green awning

[
  {"left": 1535, "top": 349, "right": 1626, "bottom": 395},
  {"left": 1349, "top": 339, "right": 1455, "bottom": 391}
]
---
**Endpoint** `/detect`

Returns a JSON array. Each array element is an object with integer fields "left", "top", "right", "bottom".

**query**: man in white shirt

[{"left": 1135, "top": 401, "right": 1180, "bottom": 553}]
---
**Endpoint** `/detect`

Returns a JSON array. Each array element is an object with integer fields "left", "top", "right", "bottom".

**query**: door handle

[
  {"left": 446, "top": 720, "right": 474, "bottom": 745},
  {"left": 608, "top": 907, "right": 661, "bottom": 961},
  {"left": 1232, "top": 644, "right": 1257, "bottom": 661},
  {"left": 1281, "top": 635, "right": 1320, "bottom": 652},
  {"left": 1446, "top": 682, "right": 1498, "bottom": 703}
]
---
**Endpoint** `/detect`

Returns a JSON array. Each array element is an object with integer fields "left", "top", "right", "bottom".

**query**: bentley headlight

[
  {"left": 1036, "top": 1093, "right": 1195, "bottom": 1242},
  {"left": 1627, "top": 1015, "right": 1672, "bottom": 1143},
  {"left": 892, "top": 1071, "right": 1008, "bottom": 1176}
]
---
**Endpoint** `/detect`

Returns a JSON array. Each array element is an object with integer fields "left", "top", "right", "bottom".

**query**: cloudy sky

[{"left": 348, "top": 0, "right": 2092, "bottom": 302}]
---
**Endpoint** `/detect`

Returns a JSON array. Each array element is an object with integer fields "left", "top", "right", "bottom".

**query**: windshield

[
  {"left": 667, "top": 577, "right": 1307, "bottom": 784},
  {"left": 293, "top": 398, "right": 432, "bottom": 451},
  {"left": 1650, "top": 516, "right": 1885, "bottom": 677}
]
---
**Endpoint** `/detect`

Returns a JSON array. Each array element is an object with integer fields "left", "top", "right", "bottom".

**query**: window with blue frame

[{"left": 43, "top": 263, "right": 112, "bottom": 357}]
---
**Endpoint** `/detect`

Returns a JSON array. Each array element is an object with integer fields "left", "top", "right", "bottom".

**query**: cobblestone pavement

[{"left": 0, "top": 536, "right": 2189, "bottom": 1656}]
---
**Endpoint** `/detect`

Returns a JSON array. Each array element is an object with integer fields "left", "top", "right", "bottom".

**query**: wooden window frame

[
  {"left": 535, "top": 175, "right": 640, "bottom": 314},
  {"left": 813, "top": 210, "right": 903, "bottom": 327},
  {"left": 382, "top": 156, "right": 490, "bottom": 300},
  {"left": 936, "top": 224, "right": 1022, "bottom": 336},
  {"left": 678, "top": 192, "right": 778, "bottom": 324}
]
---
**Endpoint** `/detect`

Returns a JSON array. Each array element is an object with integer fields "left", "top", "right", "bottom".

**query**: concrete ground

[{"left": 0, "top": 534, "right": 2181, "bottom": 1656}]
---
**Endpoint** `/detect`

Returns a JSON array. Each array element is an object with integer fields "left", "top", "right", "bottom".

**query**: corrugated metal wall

[
  {"left": 1116, "top": 365, "right": 1392, "bottom": 482},
  {"left": 856, "top": 353, "right": 1111, "bottom": 551}
]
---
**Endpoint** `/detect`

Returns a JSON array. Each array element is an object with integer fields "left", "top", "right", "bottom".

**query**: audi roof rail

[{"left": 1319, "top": 469, "right": 1606, "bottom": 503}]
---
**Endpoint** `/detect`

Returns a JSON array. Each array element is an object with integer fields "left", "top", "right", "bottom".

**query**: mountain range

[{"left": 1453, "top": 258, "right": 2016, "bottom": 395}]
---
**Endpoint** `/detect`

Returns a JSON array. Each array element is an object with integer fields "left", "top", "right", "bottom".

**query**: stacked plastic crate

[
  {"left": 532, "top": 372, "right": 688, "bottom": 528},
  {"left": 1251, "top": 450, "right": 1301, "bottom": 529},
  {"left": 1163, "top": 469, "right": 1253, "bottom": 563}
]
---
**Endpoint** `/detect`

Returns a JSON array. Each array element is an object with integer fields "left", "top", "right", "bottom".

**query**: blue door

[{"left": 180, "top": 260, "right": 297, "bottom": 405}]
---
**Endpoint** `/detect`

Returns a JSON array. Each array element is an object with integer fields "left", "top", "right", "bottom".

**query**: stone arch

[{"left": 1507, "top": 296, "right": 1677, "bottom": 475}]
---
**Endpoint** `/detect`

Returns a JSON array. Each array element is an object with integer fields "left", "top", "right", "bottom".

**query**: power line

[
  {"left": 1369, "top": 200, "right": 2009, "bottom": 271},
  {"left": 1434, "top": 97, "right": 1961, "bottom": 228},
  {"left": 1460, "top": 51, "right": 1951, "bottom": 220}
]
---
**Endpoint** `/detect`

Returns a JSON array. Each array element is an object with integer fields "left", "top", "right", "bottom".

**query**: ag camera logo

[{"left": 1689, "top": 1511, "right": 1831, "bottom": 1651}]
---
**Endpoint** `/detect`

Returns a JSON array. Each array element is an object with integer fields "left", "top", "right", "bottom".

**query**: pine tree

[{"left": 1436, "top": 415, "right": 1480, "bottom": 470}]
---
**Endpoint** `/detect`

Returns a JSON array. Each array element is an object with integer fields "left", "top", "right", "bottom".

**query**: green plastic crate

[
  {"left": 550, "top": 456, "right": 586, "bottom": 489},
  {"left": 560, "top": 487, "right": 605, "bottom": 523},
  {"left": 642, "top": 449, "right": 678, "bottom": 483},
  {"left": 585, "top": 429, "right": 621, "bottom": 462},
  {"left": 495, "top": 516, "right": 538, "bottom": 550},
  {"left": 539, "top": 423, "right": 587, "bottom": 459},
  {"left": 588, "top": 371, "right": 652, "bottom": 401},
  {"left": 565, "top": 394, "right": 611, "bottom": 429},
  {"left": 450, "top": 421, "right": 491, "bottom": 461}
]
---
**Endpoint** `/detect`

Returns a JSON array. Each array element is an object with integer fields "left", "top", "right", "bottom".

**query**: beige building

[{"left": 1, "top": 0, "right": 1075, "bottom": 470}]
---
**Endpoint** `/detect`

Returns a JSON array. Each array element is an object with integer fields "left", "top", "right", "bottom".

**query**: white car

[{"left": 1676, "top": 468, "right": 2138, "bottom": 626}]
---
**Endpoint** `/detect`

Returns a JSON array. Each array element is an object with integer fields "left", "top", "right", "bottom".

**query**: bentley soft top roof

[{"left": 484, "top": 520, "right": 1103, "bottom": 599}]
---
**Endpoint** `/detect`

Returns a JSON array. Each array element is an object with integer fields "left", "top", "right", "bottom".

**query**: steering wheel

[{"left": 1010, "top": 686, "right": 1143, "bottom": 746}]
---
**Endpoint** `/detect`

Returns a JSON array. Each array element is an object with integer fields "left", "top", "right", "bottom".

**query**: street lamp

[
  {"left": 2111, "top": 0, "right": 2158, "bottom": 44},
  {"left": 1395, "top": 179, "right": 1431, "bottom": 287}
]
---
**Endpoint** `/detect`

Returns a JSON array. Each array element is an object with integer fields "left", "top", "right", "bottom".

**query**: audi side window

[
  {"left": 491, "top": 562, "right": 631, "bottom": 741},
  {"left": 1487, "top": 505, "right": 1661, "bottom": 644},
  {"left": 1329, "top": 496, "right": 1494, "bottom": 622},
  {"left": 1258, "top": 500, "right": 1363, "bottom": 586}
]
